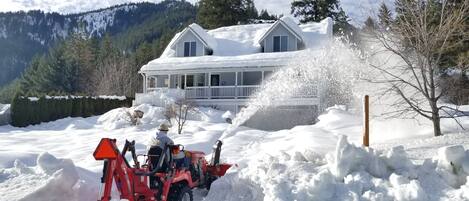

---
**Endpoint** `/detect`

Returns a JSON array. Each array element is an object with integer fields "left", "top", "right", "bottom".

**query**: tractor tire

[{"left": 170, "top": 186, "right": 193, "bottom": 201}]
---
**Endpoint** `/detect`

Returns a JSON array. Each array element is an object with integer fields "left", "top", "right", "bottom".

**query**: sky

[{"left": 0, "top": 0, "right": 393, "bottom": 26}]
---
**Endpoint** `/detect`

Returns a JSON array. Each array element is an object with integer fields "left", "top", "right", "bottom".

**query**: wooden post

[{"left": 363, "top": 95, "right": 370, "bottom": 147}]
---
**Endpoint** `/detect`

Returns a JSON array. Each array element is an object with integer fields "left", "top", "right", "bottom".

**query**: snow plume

[
  {"left": 207, "top": 135, "right": 469, "bottom": 201},
  {"left": 221, "top": 40, "right": 366, "bottom": 139},
  {"left": 0, "top": 152, "right": 98, "bottom": 201}
]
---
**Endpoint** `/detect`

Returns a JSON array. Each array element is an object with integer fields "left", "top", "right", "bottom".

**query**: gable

[
  {"left": 261, "top": 23, "right": 301, "bottom": 52},
  {"left": 172, "top": 29, "right": 208, "bottom": 57},
  {"left": 258, "top": 18, "right": 304, "bottom": 45}
]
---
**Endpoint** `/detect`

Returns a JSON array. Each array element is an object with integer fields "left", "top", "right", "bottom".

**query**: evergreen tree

[
  {"left": 291, "top": 0, "right": 348, "bottom": 24},
  {"left": 378, "top": 2, "right": 392, "bottom": 28},
  {"left": 364, "top": 16, "right": 376, "bottom": 30},
  {"left": 197, "top": 0, "right": 258, "bottom": 29},
  {"left": 259, "top": 9, "right": 278, "bottom": 20}
]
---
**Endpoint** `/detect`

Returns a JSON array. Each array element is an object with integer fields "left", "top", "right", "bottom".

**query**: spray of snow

[{"left": 221, "top": 40, "right": 366, "bottom": 139}]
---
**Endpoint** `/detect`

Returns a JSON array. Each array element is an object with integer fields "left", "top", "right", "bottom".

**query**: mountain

[{"left": 0, "top": 0, "right": 196, "bottom": 87}]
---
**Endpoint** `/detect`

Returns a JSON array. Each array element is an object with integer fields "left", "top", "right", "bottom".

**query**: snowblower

[{"left": 93, "top": 138, "right": 232, "bottom": 201}]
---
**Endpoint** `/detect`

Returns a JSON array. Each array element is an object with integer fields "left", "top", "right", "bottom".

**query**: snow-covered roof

[
  {"left": 167, "top": 23, "right": 218, "bottom": 51},
  {"left": 258, "top": 16, "right": 305, "bottom": 43},
  {"left": 141, "top": 17, "right": 333, "bottom": 73}
]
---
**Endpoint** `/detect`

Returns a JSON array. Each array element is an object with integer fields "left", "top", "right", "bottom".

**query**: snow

[
  {"left": 187, "top": 23, "right": 218, "bottom": 51},
  {"left": 277, "top": 16, "right": 306, "bottom": 41},
  {"left": 0, "top": 104, "right": 10, "bottom": 126},
  {"left": 143, "top": 18, "right": 332, "bottom": 72},
  {"left": 0, "top": 152, "right": 97, "bottom": 201},
  {"left": 77, "top": 5, "right": 137, "bottom": 37},
  {"left": 0, "top": 104, "right": 469, "bottom": 200},
  {"left": 133, "top": 89, "right": 184, "bottom": 106}
]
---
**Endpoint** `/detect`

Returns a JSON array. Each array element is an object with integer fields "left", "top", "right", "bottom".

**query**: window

[
  {"left": 147, "top": 77, "right": 156, "bottom": 88},
  {"left": 186, "top": 75, "right": 194, "bottom": 87},
  {"left": 156, "top": 75, "right": 169, "bottom": 88},
  {"left": 242, "top": 71, "right": 262, "bottom": 85},
  {"left": 273, "top": 36, "right": 288, "bottom": 52},
  {"left": 184, "top": 41, "right": 197, "bottom": 57}
]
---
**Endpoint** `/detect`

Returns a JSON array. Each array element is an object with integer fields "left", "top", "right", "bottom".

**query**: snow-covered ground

[{"left": 0, "top": 104, "right": 468, "bottom": 201}]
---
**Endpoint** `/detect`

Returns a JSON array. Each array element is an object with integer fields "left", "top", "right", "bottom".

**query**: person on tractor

[
  {"left": 149, "top": 123, "right": 173, "bottom": 149},
  {"left": 148, "top": 123, "right": 189, "bottom": 170}
]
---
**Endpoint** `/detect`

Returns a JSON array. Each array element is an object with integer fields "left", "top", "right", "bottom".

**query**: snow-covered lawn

[{"left": 0, "top": 104, "right": 468, "bottom": 201}]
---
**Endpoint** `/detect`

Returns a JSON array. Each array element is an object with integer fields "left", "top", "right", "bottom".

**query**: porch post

[
  {"left": 208, "top": 72, "right": 212, "bottom": 99},
  {"left": 168, "top": 74, "right": 171, "bottom": 88},
  {"left": 262, "top": 71, "right": 265, "bottom": 82},
  {"left": 142, "top": 74, "right": 146, "bottom": 93},
  {"left": 184, "top": 74, "right": 187, "bottom": 88},
  {"left": 235, "top": 72, "right": 238, "bottom": 99},
  {"left": 177, "top": 75, "right": 181, "bottom": 89}
]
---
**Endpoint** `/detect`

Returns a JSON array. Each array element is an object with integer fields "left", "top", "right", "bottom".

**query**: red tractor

[{"left": 93, "top": 138, "right": 232, "bottom": 201}]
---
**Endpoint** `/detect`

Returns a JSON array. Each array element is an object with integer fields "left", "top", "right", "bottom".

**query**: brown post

[{"left": 363, "top": 95, "right": 370, "bottom": 147}]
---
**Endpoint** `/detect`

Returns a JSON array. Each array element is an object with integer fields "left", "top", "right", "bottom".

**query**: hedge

[{"left": 11, "top": 96, "right": 133, "bottom": 127}]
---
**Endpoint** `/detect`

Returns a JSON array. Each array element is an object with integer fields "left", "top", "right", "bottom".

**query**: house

[{"left": 136, "top": 17, "right": 333, "bottom": 129}]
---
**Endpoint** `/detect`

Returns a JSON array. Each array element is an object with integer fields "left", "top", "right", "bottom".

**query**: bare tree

[
  {"left": 125, "top": 109, "right": 144, "bottom": 126},
  {"left": 92, "top": 55, "right": 137, "bottom": 96},
  {"left": 165, "top": 99, "right": 195, "bottom": 134},
  {"left": 366, "top": 0, "right": 468, "bottom": 136}
]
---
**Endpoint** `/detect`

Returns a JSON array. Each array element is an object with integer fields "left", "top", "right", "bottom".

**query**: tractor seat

[{"left": 147, "top": 146, "right": 169, "bottom": 173}]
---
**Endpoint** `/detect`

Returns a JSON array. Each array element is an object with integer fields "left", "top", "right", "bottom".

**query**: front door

[
  {"left": 180, "top": 75, "right": 185, "bottom": 89},
  {"left": 211, "top": 74, "right": 220, "bottom": 86},
  {"left": 211, "top": 74, "right": 220, "bottom": 98}
]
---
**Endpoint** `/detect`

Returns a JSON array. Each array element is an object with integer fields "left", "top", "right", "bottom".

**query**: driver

[
  {"left": 149, "top": 123, "right": 173, "bottom": 149},
  {"left": 149, "top": 123, "right": 189, "bottom": 169}
]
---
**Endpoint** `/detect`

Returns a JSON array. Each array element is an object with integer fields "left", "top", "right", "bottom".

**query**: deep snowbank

[
  {"left": 0, "top": 152, "right": 98, "bottom": 201},
  {"left": 207, "top": 135, "right": 469, "bottom": 201},
  {"left": 1, "top": 104, "right": 469, "bottom": 201},
  {"left": 97, "top": 104, "right": 226, "bottom": 130}
]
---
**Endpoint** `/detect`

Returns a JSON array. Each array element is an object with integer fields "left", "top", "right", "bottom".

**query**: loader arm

[
  {"left": 93, "top": 138, "right": 233, "bottom": 201},
  {"left": 93, "top": 138, "right": 154, "bottom": 201}
]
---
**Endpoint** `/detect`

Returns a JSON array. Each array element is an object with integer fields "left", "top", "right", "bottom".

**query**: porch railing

[
  {"left": 185, "top": 85, "right": 259, "bottom": 99},
  {"left": 184, "top": 85, "right": 317, "bottom": 99}
]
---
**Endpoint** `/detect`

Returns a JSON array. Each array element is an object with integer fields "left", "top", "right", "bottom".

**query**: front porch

[
  {"left": 136, "top": 69, "right": 320, "bottom": 113},
  {"left": 142, "top": 70, "right": 276, "bottom": 100}
]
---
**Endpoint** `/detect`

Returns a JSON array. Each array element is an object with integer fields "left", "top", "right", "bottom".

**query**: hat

[{"left": 158, "top": 123, "right": 169, "bottom": 131}]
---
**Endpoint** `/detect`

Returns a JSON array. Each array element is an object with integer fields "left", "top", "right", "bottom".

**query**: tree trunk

[{"left": 431, "top": 103, "right": 442, "bottom": 136}]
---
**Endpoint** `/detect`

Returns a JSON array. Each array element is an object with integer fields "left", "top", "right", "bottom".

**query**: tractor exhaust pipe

[{"left": 211, "top": 140, "right": 223, "bottom": 166}]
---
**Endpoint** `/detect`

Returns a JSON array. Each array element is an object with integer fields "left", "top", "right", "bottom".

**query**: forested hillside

[
  {"left": 0, "top": 0, "right": 197, "bottom": 103},
  {"left": 0, "top": 0, "right": 196, "bottom": 88}
]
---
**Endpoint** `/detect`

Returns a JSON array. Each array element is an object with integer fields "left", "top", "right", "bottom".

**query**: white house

[{"left": 136, "top": 17, "right": 332, "bottom": 128}]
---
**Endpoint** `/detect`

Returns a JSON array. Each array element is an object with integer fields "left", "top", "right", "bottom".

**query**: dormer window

[
  {"left": 184, "top": 41, "right": 197, "bottom": 57},
  {"left": 273, "top": 36, "right": 288, "bottom": 52}
]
